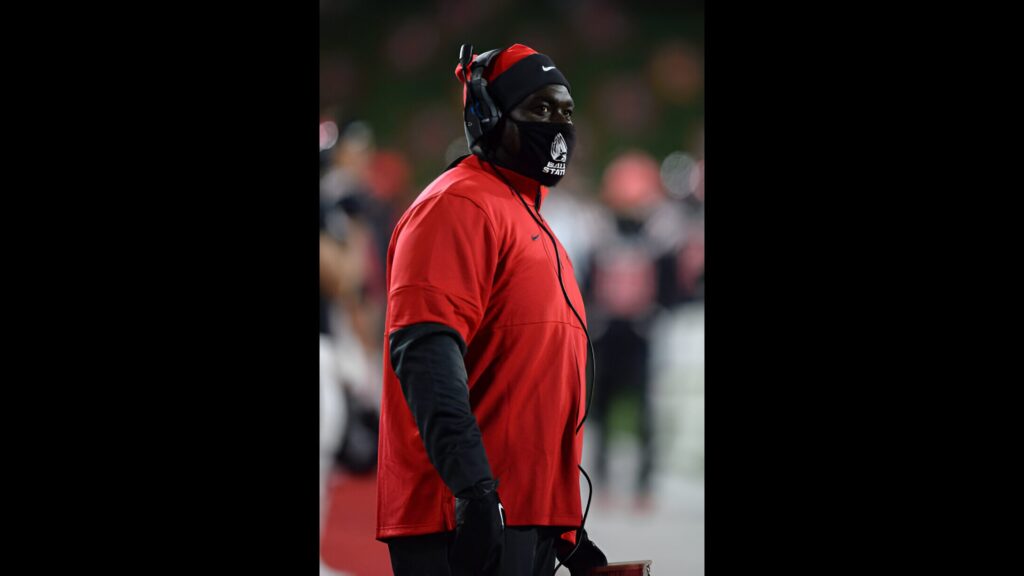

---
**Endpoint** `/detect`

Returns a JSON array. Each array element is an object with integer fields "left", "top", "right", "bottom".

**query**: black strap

[{"left": 444, "top": 154, "right": 471, "bottom": 173}]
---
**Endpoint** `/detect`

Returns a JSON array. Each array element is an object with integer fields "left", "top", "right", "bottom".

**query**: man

[{"left": 376, "top": 44, "right": 608, "bottom": 576}]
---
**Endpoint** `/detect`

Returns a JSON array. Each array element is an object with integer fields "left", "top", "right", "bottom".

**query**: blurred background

[{"left": 319, "top": 1, "right": 704, "bottom": 573}]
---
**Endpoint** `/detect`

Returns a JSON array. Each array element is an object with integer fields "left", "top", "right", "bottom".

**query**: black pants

[{"left": 387, "top": 527, "right": 562, "bottom": 576}]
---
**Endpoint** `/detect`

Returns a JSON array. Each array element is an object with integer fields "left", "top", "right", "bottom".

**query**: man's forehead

[{"left": 519, "top": 85, "right": 574, "bottom": 107}]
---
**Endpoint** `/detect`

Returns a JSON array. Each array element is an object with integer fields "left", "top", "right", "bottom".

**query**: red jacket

[{"left": 376, "top": 154, "right": 588, "bottom": 540}]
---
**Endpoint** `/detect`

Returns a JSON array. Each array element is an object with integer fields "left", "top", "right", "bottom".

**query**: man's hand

[
  {"left": 450, "top": 479, "right": 505, "bottom": 576},
  {"left": 556, "top": 528, "right": 608, "bottom": 576}
]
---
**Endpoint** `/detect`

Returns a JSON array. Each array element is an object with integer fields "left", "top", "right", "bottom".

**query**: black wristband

[{"left": 456, "top": 478, "right": 499, "bottom": 500}]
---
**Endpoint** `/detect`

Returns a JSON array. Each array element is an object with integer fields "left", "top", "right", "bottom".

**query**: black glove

[
  {"left": 450, "top": 479, "right": 506, "bottom": 576},
  {"left": 555, "top": 528, "right": 608, "bottom": 576}
]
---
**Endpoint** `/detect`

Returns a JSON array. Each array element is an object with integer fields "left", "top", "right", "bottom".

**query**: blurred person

[
  {"left": 320, "top": 120, "right": 386, "bottom": 407},
  {"left": 323, "top": 122, "right": 396, "bottom": 364},
  {"left": 583, "top": 151, "right": 689, "bottom": 510},
  {"left": 319, "top": 124, "right": 388, "bottom": 574},
  {"left": 377, "top": 43, "right": 607, "bottom": 576}
]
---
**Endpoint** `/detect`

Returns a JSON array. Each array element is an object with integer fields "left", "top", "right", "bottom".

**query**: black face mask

[{"left": 500, "top": 120, "right": 576, "bottom": 187}]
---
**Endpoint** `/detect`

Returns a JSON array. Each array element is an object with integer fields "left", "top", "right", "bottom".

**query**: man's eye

[{"left": 537, "top": 105, "right": 550, "bottom": 114}]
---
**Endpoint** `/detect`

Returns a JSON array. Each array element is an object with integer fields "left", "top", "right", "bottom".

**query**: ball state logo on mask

[
  {"left": 550, "top": 133, "right": 568, "bottom": 162},
  {"left": 544, "top": 132, "right": 567, "bottom": 177}
]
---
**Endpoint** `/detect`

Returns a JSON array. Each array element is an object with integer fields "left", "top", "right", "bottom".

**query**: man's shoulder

[
  {"left": 399, "top": 178, "right": 493, "bottom": 229},
  {"left": 422, "top": 158, "right": 509, "bottom": 209},
  {"left": 394, "top": 157, "right": 518, "bottom": 237}
]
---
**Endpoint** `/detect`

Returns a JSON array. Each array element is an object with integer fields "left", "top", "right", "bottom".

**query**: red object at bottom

[{"left": 589, "top": 560, "right": 654, "bottom": 575}]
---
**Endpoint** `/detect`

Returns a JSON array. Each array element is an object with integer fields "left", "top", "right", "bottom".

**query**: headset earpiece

[{"left": 461, "top": 45, "right": 505, "bottom": 155}]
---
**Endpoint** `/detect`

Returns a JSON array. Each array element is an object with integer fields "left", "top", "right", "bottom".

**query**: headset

[
  {"left": 460, "top": 43, "right": 505, "bottom": 155},
  {"left": 459, "top": 42, "right": 598, "bottom": 575}
]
